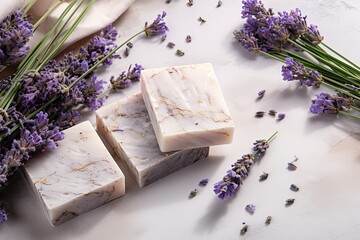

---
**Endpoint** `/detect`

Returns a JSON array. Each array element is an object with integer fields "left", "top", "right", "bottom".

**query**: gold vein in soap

[
  {"left": 24, "top": 121, "right": 125, "bottom": 226},
  {"left": 141, "top": 63, "right": 235, "bottom": 152}
]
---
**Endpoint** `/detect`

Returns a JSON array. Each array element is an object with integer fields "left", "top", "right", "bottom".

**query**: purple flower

[
  {"left": 303, "top": 24, "right": 323, "bottom": 45},
  {"left": 0, "top": 9, "right": 33, "bottom": 71},
  {"left": 241, "top": 0, "right": 273, "bottom": 19},
  {"left": 110, "top": 64, "right": 144, "bottom": 90},
  {"left": 279, "top": 9, "right": 308, "bottom": 40},
  {"left": 214, "top": 170, "right": 241, "bottom": 200},
  {"left": 234, "top": 30, "right": 260, "bottom": 53},
  {"left": 144, "top": 11, "right": 169, "bottom": 37},
  {"left": 282, "top": 58, "right": 322, "bottom": 87},
  {"left": 0, "top": 204, "right": 8, "bottom": 223},
  {"left": 310, "top": 92, "right": 353, "bottom": 114},
  {"left": 245, "top": 204, "right": 256, "bottom": 214},
  {"left": 253, "top": 139, "right": 269, "bottom": 153}
]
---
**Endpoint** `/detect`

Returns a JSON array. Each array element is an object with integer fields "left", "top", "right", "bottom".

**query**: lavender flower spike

[
  {"left": 110, "top": 64, "right": 144, "bottom": 90},
  {"left": 310, "top": 92, "right": 353, "bottom": 114},
  {"left": 144, "top": 11, "right": 169, "bottom": 37},
  {"left": 282, "top": 58, "right": 322, "bottom": 87}
]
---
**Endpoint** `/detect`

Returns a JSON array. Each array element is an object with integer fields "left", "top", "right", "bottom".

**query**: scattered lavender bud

[
  {"left": 198, "top": 17, "right": 206, "bottom": 24},
  {"left": 290, "top": 184, "right": 299, "bottom": 192},
  {"left": 161, "top": 34, "right": 167, "bottom": 42},
  {"left": 269, "top": 109, "right": 277, "bottom": 116},
  {"left": 216, "top": 1, "right": 223, "bottom": 8},
  {"left": 245, "top": 204, "right": 256, "bottom": 214},
  {"left": 286, "top": 198, "right": 295, "bottom": 206},
  {"left": 124, "top": 47, "right": 130, "bottom": 57},
  {"left": 258, "top": 90, "right": 265, "bottom": 98},
  {"left": 198, "top": 178, "right": 209, "bottom": 187},
  {"left": 126, "top": 42, "right": 133, "bottom": 48},
  {"left": 255, "top": 111, "right": 265, "bottom": 118},
  {"left": 288, "top": 162, "right": 297, "bottom": 171},
  {"left": 187, "top": 0, "right": 193, "bottom": 6},
  {"left": 277, "top": 113, "right": 285, "bottom": 120},
  {"left": 0, "top": 204, "right": 8, "bottom": 223},
  {"left": 240, "top": 225, "right": 248, "bottom": 235},
  {"left": 176, "top": 49, "right": 185, "bottom": 56},
  {"left": 166, "top": 0, "right": 171, "bottom": 3},
  {"left": 167, "top": 42, "right": 175, "bottom": 48},
  {"left": 189, "top": 189, "right": 197, "bottom": 199},
  {"left": 186, "top": 35, "right": 192, "bottom": 43},
  {"left": 259, "top": 172, "right": 268, "bottom": 181},
  {"left": 112, "top": 127, "right": 125, "bottom": 132},
  {"left": 265, "top": 216, "right": 272, "bottom": 225}
]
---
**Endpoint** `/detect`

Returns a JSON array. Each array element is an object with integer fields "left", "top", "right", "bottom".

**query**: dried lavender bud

[
  {"left": 286, "top": 198, "right": 295, "bottom": 206},
  {"left": 259, "top": 172, "right": 268, "bottom": 181},
  {"left": 290, "top": 184, "right": 299, "bottom": 192},
  {"left": 245, "top": 204, "right": 256, "bottom": 214},
  {"left": 198, "top": 17, "right": 206, "bottom": 24},
  {"left": 255, "top": 111, "right": 265, "bottom": 118},
  {"left": 0, "top": 203, "right": 8, "bottom": 223},
  {"left": 265, "top": 216, "right": 272, "bottom": 225},
  {"left": 288, "top": 162, "right": 297, "bottom": 171},
  {"left": 268, "top": 109, "right": 277, "bottom": 116},
  {"left": 161, "top": 34, "right": 167, "bottom": 42},
  {"left": 126, "top": 42, "right": 133, "bottom": 48},
  {"left": 216, "top": 1, "right": 222, "bottom": 8},
  {"left": 112, "top": 127, "right": 125, "bottom": 132},
  {"left": 166, "top": 0, "right": 171, "bottom": 3},
  {"left": 176, "top": 49, "right": 185, "bottom": 56},
  {"left": 198, "top": 178, "right": 209, "bottom": 187},
  {"left": 186, "top": 35, "right": 192, "bottom": 43},
  {"left": 258, "top": 90, "right": 265, "bottom": 98},
  {"left": 189, "top": 189, "right": 197, "bottom": 198},
  {"left": 277, "top": 113, "right": 285, "bottom": 120},
  {"left": 124, "top": 47, "right": 130, "bottom": 57},
  {"left": 167, "top": 42, "right": 175, "bottom": 48},
  {"left": 240, "top": 225, "right": 248, "bottom": 235},
  {"left": 253, "top": 139, "right": 269, "bottom": 153},
  {"left": 187, "top": 0, "right": 193, "bottom": 6}
]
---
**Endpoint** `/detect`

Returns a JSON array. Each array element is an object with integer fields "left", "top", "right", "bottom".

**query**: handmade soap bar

[
  {"left": 24, "top": 121, "right": 125, "bottom": 226},
  {"left": 96, "top": 92, "right": 209, "bottom": 188},
  {"left": 141, "top": 63, "right": 235, "bottom": 152}
]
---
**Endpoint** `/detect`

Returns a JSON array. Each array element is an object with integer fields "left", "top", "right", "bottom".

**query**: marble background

[{"left": 1, "top": 0, "right": 359, "bottom": 239}]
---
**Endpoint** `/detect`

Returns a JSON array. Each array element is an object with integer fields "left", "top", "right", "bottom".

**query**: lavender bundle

[
  {"left": 234, "top": 0, "right": 360, "bottom": 121},
  {"left": 0, "top": 0, "right": 168, "bottom": 223},
  {"left": 214, "top": 132, "right": 277, "bottom": 199}
]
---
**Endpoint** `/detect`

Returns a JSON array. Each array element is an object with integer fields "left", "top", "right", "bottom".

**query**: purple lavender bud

[
  {"left": 245, "top": 204, "right": 256, "bottom": 214},
  {"left": 144, "top": 11, "right": 169, "bottom": 37},
  {"left": 282, "top": 58, "right": 322, "bottom": 87},
  {"left": 214, "top": 170, "right": 241, "bottom": 200},
  {"left": 303, "top": 24, "right": 323, "bottom": 45},
  {"left": 110, "top": 64, "right": 144, "bottom": 90},
  {"left": 234, "top": 30, "right": 260, "bottom": 53},
  {"left": 310, "top": 92, "right": 353, "bottom": 114},
  {"left": 253, "top": 139, "right": 269, "bottom": 153},
  {"left": 279, "top": 8, "right": 307, "bottom": 40},
  {"left": 199, "top": 178, "right": 209, "bottom": 187},
  {"left": 277, "top": 113, "right": 285, "bottom": 120},
  {"left": 0, "top": 204, "right": 8, "bottom": 223},
  {"left": 258, "top": 90, "right": 265, "bottom": 98},
  {"left": 0, "top": 9, "right": 33, "bottom": 71},
  {"left": 241, "top": 0, "right": 273, "bottom": 19}
]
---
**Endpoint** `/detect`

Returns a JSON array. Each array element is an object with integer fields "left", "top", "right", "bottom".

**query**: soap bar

[
  {"left": 141, "top": 63, "right": 235, "bottom": 152},
  {"left": 24, "top": 121, "right": 125, "bottom": 226},
  {"left": 96, "top": 92, "right": 209, "bottom": 188}
]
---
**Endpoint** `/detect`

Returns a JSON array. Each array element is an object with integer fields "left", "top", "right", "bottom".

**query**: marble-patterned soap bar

[
  {"left": 141, "top": 63, "right": 235, "bottom": 152},
  {"left": 24, "top": 121, "right": 125, "bottom": 226},
  {"left": 96, "top": 92, "right": 209, "bottom": 188}
]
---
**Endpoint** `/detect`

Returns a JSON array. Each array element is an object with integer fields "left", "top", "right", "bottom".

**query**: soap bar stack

[
  {"left": 96, "top": 63, "right": 234, "bottom": 187},
  {"left": 25, "top": 121, "right": 125, "bottom": 226}
]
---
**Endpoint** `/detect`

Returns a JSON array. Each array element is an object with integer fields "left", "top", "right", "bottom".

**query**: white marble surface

[
  {"left": 96, "top": 92, "right": 209, "bottom": 187},
  {"left": 141, "top": 63, "right": 234, "bottom": 152},
  {"left": 24, "top": 121, "right": 125, "bottom": 226},
  {"left": 1, "top": 0, "right": 360, "bottom": 239}
]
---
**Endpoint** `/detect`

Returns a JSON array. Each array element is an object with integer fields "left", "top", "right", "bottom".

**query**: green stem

[
  {"left": 97, "top": 88, "right": 112, "bottom": 99},
  {"left": 321, "top": 42, "right": 360, "bottom": 72},
  {"left": 322, "top": 82, "right": 360, "bottom": 101},
  {"left": 351, "top": 105, "right": 360, "bottom": 112},
  {"left": 259, "top": 50, "right": 285, "bottom": 63},
  {"left": 23, "top": 0, "right": 37, "bottom": 14},
  {"left": 339, "top": 111, "right": 360, "bottom": 121}
]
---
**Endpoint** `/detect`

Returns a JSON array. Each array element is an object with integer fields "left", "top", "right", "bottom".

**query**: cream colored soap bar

[
  {"left": 96, "top": 92, "right": 209, "bottom": 187},
  {"left": 24, "top": 121, "right": 125, "bottom": 226},
  {"left": 141, "top": 63, "right": 235, "bottom": 152}
]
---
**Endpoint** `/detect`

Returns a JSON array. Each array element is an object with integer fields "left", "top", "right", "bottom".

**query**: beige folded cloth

[{"left": 0, "top": 0, "right": 135, "bottom": 49}]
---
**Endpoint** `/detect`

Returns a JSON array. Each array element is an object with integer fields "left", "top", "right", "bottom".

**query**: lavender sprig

[{"left": 213, "top": 131, "right": 278, "bottom": 199}]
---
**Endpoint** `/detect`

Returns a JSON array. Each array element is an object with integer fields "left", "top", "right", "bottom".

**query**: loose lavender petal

[
  {"left": 198, "top": 178, "right": 209, "bottom": 187},
  {"left": 277, "top": 113, "right": 285, "bottom": 120},
  {"left": 245, "top": 204, "right": 256, "bottom": 214},
  {"left": 258, "top": 90, "right": 265, "bottom": 98}
]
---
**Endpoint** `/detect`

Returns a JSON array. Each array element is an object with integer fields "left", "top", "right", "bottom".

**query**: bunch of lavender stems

[
  {"left": 235, "top": 0, "right": 360, "bottom": 120},
  {"left": 214, "top": 131, "right": 277, "bottom": 200},
  {"left": 0, "top": 0, "right": 168, "bottom": 222}
]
